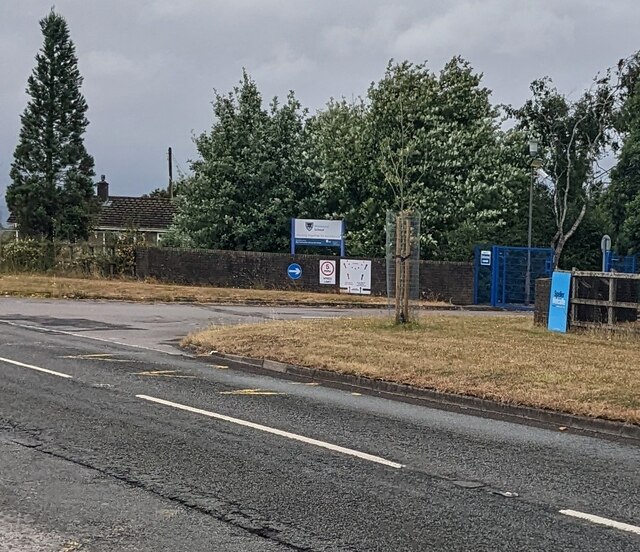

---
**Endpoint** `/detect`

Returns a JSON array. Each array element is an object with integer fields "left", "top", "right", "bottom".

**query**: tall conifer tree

[{"left": 7, "top": 10, "right": 96, "bottom": 241}]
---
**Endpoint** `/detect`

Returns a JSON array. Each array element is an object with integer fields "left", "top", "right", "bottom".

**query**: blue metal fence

[
  {"left": 474, "top": 245, "right": 554, "bottom": 309},
  {"left": 605, "top": 252, "right": 639, "bottom": 273}
]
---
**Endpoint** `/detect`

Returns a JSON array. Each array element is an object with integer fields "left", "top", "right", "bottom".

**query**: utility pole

[
  {"left": 167, "top": 147, "right": 173, "bottom": 199},
  {"left": 525, "top": 162, "right": 534, "bottom": 306}
]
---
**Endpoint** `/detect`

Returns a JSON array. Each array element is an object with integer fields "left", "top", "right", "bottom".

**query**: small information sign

[{"left": 319, "top": 260, "right": 336, "bottom": 285}]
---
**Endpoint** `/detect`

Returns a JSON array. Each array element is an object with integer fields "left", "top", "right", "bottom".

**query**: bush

[
  {"left": 0, "top": 232, "right": 144, "bottom": 277},
  {"left": 54, "top": 244, "right": 114, "bottom": 277},
  {"left": 106, "top": 230, "right": 145, "bottom": 276},
  {"left": 0, "top": 239, "right": 54, "bottom": 272}
]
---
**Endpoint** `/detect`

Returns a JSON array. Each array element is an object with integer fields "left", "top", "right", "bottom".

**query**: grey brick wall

[{"left": 136, "top": 247, "right": 474, "bottom": 305}]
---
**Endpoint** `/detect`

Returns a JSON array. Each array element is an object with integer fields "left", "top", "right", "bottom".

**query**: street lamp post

[{"left": 526, "top": 140, "right": 542, "bottom": 306}]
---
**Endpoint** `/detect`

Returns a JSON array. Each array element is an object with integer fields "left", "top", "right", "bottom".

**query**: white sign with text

[
  {"left": 293, "top": 219, "right": 343, "bottom": 242},
  {"left": 319, "top": 260, "right": 336, "bottom": 285},
  {"left": 339, "top": 259, "right": 372, "bottom": 295}
]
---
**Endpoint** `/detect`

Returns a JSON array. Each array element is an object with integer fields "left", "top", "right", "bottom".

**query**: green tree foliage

[
  {"left": 605, "top": 61, "right": 640, "bottom": 254},
  {"left": 7, "top": 10, "right": 96, "bottom": 241},
  {"left": 305, "top": 98, "right": 378, "bottom": 256},
  {"left": 619, "top": 195, "right": 640, "bottom": 252},
  {"left": 170, "top": 55, "right": 640, "bottom": 267},
  {"left": 308, "top": 58, "right": 524, "bottom": 260},
  {"left": 562, "top": 187, "right": 610, "bottom": 270},
  {"left": 143, "top": 181, "right": 183, "bottom": 199},
  {"left": 168, "top": 72, "right": 311, "bottom": 251},
  {"left": 511, "top": 61, "right": 631, "bottom": 268}
]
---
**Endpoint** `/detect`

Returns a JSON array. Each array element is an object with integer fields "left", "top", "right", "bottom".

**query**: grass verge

[
  {"left": 183, "top": 315, "right": 640, "bottom": 425},
  {"left": 0, "top": 274, "right": 441, "bottom": 307}
]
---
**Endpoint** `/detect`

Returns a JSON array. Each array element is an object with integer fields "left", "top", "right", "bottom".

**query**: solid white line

[
  {"left": 560, "top": 509, "right": 640, "bottom": 535},
  {"left": 136, "top": 394, "right": 404, "bottom": 469},
  {"left": 0, "top": 355, "right": 73, "bottom": 379}
]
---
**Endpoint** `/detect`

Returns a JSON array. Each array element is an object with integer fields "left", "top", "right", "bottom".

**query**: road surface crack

[{"left": 3, "top": 431, "right": 348, "bottom": 552}]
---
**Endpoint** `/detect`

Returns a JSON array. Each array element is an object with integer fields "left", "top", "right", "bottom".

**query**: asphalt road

[{"left": 0, "top": 299, "right": 638, "bottom": 551}]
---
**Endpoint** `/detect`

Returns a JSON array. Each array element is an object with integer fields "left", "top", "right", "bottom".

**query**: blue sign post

[
  {"left": 287, "top": 263, "right": 302, "bottom": 280},
  {"left": 548, "top": 271, "right": 572, "bottom": 333}
]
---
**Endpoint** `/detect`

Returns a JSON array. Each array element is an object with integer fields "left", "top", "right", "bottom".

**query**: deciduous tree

[
  {"left": 511, "top": 56, "right": 638, "bottom": 268},
  {"left": 168, "top": 72, "right": 311, "bottom": 251}
]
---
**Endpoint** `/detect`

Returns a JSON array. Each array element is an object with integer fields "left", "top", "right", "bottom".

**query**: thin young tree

[{"left": 7, "top": 10, "right": 96, "bottom": 241}]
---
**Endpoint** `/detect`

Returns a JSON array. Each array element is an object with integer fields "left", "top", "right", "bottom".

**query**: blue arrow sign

[{"left": 287, "top": 263, "right": 302, "bottom": 280}]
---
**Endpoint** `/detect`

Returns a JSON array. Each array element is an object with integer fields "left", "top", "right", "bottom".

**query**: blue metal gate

[{"left": 474, "top": 246, "right": 554, "bottom": 309}]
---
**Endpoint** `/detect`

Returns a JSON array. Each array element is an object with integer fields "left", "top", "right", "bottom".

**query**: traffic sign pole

[{"left": 601, "top": 234, "right": 611, "bottom": 272}]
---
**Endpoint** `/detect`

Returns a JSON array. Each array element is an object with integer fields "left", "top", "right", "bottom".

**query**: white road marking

[
  {"left": 137, "top": 394, "right": 404, "bottom": 469},
  {"left": 0, "top": 320, "right": 188, "bottom": 356},
  {"left": 559, "top": 509, "right": 640, "bottom": 535},
  {"left": 0, "top": 356, "right": 72, "bottom": 379}
]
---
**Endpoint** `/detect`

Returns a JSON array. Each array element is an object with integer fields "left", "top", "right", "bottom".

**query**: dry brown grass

[
  {"left": 184, "top": 315, "right": 640, "bottom": 425},
  {"left": 0, "top": 274, "right": 432, "bottom": 307}
]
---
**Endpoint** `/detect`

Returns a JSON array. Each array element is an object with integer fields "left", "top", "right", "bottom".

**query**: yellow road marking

[
  {"left": 134, "top": 370, "right": 196, "bottom": 379},
  {"left": 210, "top": 364, "right": 228, "bottom": 369},
  {"left": 64, "top": 354, "right": 113, "bottom": 359},
  {"left": 61, "top": 541, "right": 84, "bottom": 552},
  {"left": 351, "top": 392, "right": 362, "bottom": 396},
  {"left": 220, "top": 388, "right": 283, "bottom": 395},
  {"left": 62, "top": 354, "right": 130, "bottom": 363}
]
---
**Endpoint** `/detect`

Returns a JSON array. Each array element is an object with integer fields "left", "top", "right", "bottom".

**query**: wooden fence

[{"left": 569, "top": 270, "right": 640, "bottom": 330}]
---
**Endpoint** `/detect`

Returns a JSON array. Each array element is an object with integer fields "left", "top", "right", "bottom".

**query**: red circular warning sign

[{"left": 320, "top": 261, "right": 335, "bottom": 276}]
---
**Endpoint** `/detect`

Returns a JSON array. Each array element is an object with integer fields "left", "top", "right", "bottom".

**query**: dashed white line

[
  {"left": 136, "top": 394, "right": 404, "bottom": 469},
  {"left": 0, "top": 356, "right": 72, "bottom": 379},
  {"left": 559, "top": 509, "right": 640, "bottom": 535}
]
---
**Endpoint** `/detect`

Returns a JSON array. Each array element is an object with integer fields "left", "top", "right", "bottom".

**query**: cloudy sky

[{"left": 1, "top": 0, "right": 639, "bottom": 221}]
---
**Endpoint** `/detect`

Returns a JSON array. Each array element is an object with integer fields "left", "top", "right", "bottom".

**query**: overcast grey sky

[{"left": 1, "top": 0, "right": 639, "bottom": 219}]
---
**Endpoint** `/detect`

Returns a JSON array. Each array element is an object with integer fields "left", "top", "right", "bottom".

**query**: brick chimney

[{"left": 97, "top": 175, "right": 109, "bottom": 202}]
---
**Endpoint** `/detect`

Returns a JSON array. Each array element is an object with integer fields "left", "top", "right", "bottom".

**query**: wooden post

[
  {"left": 403, "top": 216, "right": 411, "bottom": 323},
  {"left": 608, "top": 274, "right": 616, "bottom": 328},
  {"left": 395, "top": 214, "right": 402, "bottom": 324}
]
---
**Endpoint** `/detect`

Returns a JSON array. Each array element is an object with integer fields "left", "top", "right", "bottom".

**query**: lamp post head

[
  {"left": 528, "top": 139, "right": 539, "bottom": 157},
  {"left": 531, "top": 157, "right": 544, "bottom": 169}
]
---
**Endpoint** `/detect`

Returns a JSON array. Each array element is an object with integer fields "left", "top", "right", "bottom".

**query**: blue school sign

[{"left": 548, "top": 271, "right": 572, "bottom": 333}]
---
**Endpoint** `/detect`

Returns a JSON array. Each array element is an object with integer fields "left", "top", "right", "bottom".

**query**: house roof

[
  {"left": 96, "top": 196, "right": 176, "bottom": 231},
  {"left": 7, "top": 196, "right": 177, "bottom": 231}
]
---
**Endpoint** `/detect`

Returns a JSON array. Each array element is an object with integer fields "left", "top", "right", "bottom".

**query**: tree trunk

[{"left": 552, "top": 203, "right": 587, "bottom": 269}]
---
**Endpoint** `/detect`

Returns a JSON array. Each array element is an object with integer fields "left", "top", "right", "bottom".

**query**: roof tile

[
  {"left": 6, "top": 196, "right": 177, "bottom": 231},
  {"left": 97, "top": 196, "right": 176, "bottom": 230}
]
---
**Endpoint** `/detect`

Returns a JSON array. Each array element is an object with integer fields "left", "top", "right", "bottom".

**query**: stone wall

[{"left": 136, "top": 247, "right": 474, "bottom": 305}]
